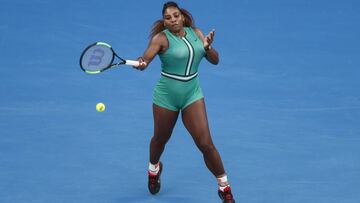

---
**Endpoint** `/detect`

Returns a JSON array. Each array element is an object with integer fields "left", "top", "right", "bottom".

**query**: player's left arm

[{"left": 194, "top": 28, "right": 219, "bottom": 65}]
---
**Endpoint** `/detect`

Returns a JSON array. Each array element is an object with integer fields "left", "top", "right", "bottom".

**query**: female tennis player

[{"left": 135, "top": 2, "right": 235, "bottom": 202}]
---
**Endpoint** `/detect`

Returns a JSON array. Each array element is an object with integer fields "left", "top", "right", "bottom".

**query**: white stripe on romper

[{"left": 182, "top": 37, "right": 194, "bottom": 76}]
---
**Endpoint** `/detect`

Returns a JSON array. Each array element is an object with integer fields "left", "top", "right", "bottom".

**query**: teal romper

[{"left": 153, "top": 27, "right": 206, "bottom": 111}]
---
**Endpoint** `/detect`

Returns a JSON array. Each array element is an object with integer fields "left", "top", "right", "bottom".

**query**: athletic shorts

[{"left": 153, "top": 76, "right": 204, "bottom": 111}]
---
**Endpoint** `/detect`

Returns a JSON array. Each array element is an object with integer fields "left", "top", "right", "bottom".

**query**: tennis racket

[{"left": 79, "top": 42, "right": 139, "bottom": 74}]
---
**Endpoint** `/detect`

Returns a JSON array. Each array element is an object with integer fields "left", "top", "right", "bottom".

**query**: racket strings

[{"left": 80, "top": 43, "right": 115, "bottom": 72}]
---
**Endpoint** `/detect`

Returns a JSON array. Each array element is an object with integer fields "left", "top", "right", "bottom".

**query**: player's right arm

[{"left": 135, "top": 32, "right": 168, "bottom": 70}]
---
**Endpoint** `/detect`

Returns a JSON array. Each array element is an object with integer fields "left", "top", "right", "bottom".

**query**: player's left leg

[{"left": 181, "top": 98, "right": 235, "bottom": 203}]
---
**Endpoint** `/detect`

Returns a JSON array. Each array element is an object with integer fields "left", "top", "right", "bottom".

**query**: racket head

[{"left": 79, "top": 42, "right": 122, "bottom": 74}]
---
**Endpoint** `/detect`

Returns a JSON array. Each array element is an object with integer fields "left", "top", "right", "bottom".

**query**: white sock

[
  {"left": 217, "top": 174, "right": 230, "bottom": 192},
  {"left": 148, "top": 162, "right": 160, "bottom": 175}
]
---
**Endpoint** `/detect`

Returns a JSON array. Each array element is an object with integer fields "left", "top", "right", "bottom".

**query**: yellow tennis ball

[{"left": 96, "top": 102, "right": 105, "bottom": 112}]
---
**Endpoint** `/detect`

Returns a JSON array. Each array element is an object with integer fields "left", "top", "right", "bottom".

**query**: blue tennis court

[{"left": 1, "top": 0, "right": 359, "bottom": 202}]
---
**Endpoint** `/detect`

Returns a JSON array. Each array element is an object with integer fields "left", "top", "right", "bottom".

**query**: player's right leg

[{"left": 148, "top": 103, "right": 179, "bottom": 195}]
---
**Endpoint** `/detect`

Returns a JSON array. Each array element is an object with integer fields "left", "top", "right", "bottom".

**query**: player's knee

[
  {"left": 198, "top": 143, "right": 216, "bottom": 155},
  {"left": 152, "top": 133, "right": 171, "bottom": 145}
]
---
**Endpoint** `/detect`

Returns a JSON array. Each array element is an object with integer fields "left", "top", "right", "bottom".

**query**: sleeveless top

[{"left": 159, "top": 27, "right": 206, "bottom": 81}]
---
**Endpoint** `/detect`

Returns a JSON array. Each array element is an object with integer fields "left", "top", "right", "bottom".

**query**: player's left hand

[{"left": 204, "top": 29, "right": 215, "bottom": 50}]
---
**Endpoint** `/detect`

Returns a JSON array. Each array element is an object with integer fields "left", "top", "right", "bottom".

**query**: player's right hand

[{"left": 134, "top": 57, "right": 147, "bottom": 71}]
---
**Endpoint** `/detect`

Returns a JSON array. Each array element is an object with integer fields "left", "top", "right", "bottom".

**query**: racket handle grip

[{"left": 125, "top": 60, "right": 140, "bottom": 67}]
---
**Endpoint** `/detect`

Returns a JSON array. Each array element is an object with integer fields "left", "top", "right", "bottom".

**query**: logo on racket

[{"left": 88, "top": 48, "right": 105, "bottom": 66}]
